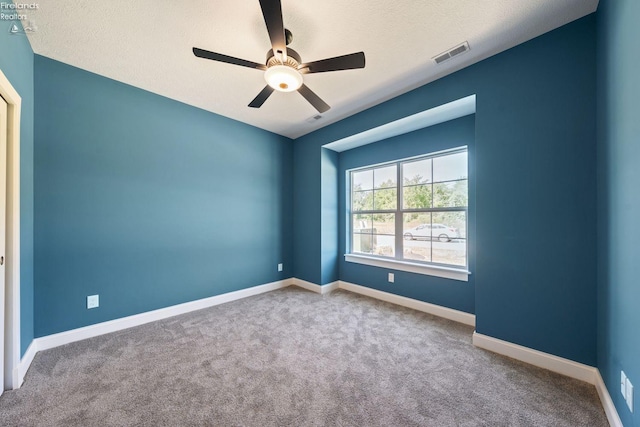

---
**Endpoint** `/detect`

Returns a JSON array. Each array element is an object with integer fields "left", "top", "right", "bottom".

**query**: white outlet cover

[
  {"left": 626, "top": 378, "right": 634, "bottom": 412},
  {"left": 388, "top": 273, "right": 394, "bottom": 283},
  {"left": 278, "top": 263, "right": 283, "bottom": 272},
  {"left": 87, "top": 295, "right": 99, "bottom": 309},
  {"left": 622, "top": 371, "right": 628, "bottom": 398}
]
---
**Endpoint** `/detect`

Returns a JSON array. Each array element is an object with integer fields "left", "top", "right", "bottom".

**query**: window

[{"left": 348, "top": 147, "right": 468, "bottom": 278}]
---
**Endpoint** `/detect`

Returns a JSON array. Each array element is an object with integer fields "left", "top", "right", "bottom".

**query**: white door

[{"left": 0, "top": 95, "right": 7, "bottom": 396}]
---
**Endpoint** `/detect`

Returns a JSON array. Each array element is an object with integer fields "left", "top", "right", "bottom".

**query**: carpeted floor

[{"left": 0, "top": 287, "right": 607, "bottom": 426}]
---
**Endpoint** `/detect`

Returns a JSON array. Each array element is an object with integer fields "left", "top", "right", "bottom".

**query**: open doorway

[{"left": 0, "top": 69, "right": 22, "bottom": 393}]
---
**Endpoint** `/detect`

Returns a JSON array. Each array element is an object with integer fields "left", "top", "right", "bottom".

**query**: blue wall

[
  {"left": 338, "top": 116, "right": 476, "bottom": 313},
  {"left": 0, "top": 24, "right": 35, "bottom": 357},
  {"left": 292, "top": 135, "right": 322, "bottom": 284},
  {"left": 33, "top": 56, "right": 292, "bottom": 336},
  {"left": 597, "top": 0, "right": 640, "bottom": 425},
  {"left": 320, "top": 148, "right": 339, "bottom": 284},
  {"left": 293, "top": 15, "right": 597, "bottom": 365}
]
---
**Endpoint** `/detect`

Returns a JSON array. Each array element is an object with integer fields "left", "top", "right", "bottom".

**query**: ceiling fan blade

[
  {"left": 298, "top": 84, "right": 330, "bottom": 113},
  {"left": 299, "top": 52, "right": 365, "bottom": 74},
  {"left": 259, "top": 0, "right": 287, "bottom": 60},
  {"left": 249, "top": 85, "right": 275, "bottom": 108},
  {"left": 193, "top": 47, "right": 266, "bottom": 70}
]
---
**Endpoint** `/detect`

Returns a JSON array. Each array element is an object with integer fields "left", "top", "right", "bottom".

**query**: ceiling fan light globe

[{"left": 265, "top": 65, "right": 303, "bottom": 92}]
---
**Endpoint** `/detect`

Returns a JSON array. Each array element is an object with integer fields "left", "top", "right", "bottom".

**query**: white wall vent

[
  {"left": 433, "top": 41, "right": 470, "bottom": 64},
  {"left": 306, "top": 114, "right": 323, "bottom": 123}
]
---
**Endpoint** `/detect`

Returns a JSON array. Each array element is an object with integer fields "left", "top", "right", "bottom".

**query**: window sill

[{"left": 344, "top": 254, "right": 470, "bottom": 282}]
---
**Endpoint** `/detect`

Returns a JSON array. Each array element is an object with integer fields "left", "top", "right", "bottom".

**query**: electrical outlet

[
  {"left": 87, "top": 294, "right": 99, "bottom": 309},
  {"left": 626, "top": 377, "right": 634, "bottom": 412},
  {"left": 622, "top": 371, "right": 628, "bottom": 398},
  {"left": 388, "top": 273, "right": 394, "bottom": 283},
  {"left": 277, "top": 263, "right": 283, "bottom": 272}
]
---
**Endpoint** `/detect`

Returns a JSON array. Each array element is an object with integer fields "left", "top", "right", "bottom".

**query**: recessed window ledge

[{"left": 344, "top": 254, "right": 470, "bottom": 282}]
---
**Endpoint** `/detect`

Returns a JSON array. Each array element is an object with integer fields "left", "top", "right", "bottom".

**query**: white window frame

[{"left": 345, "top": 147, "right": 470, "bottom": 282}]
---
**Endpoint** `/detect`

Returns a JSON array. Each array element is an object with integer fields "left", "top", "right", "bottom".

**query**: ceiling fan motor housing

[
  {"left": 264, "top": 48, "right": 304, "bottom": 91},
  {"left": 266, "top": 48, "right": 302, "bottom": 69}
]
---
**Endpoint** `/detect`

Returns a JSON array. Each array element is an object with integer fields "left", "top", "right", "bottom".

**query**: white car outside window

[{"left": 403, "top": 223, "right": 459, "bottom": 242}]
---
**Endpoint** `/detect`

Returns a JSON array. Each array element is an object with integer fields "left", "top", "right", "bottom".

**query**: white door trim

[{"left": 0, "top": 69, "right": 21, "bottom": 390}]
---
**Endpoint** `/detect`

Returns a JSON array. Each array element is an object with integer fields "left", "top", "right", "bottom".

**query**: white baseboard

[
  {"left": 13, "top": 340, "right": 37, "bottom": 389},
  {"left": 291, "top": 278, "right": 321, "bottom": 293},
  {"left": 34, "top": 279, "right": 292, "bottom": 353},
  {"left": 338, "top": 281, "right": 476, "bottom": 327},
  {"left": 473, "top": 332, "right": 623, "bottom": 426},
  {"left": 291, "top": 278, "right": 339, "bottom": 295},
  {"left": 472, "top": 332, "right": 597, "bottom": 384},
  {"left": 594, "top": 370, "right": 624, "bottom": 427},
  {"left": 322, "top": 281, "right": 340, "bottom": 294}
]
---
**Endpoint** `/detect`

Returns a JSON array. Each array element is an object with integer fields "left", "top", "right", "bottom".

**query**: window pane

[
  {"left": 373, "top": 214, "right": 395, "bottom": 235},
  {"left": 403, "top": 184, "right": 432, "bottom": 209},
  {"left": 372, "top": 236, "right": 395, "bottom": 257},
  {"left": 374, "top": 165, "right": 397, "bottom": 189},
  {"left": 371, "top": 214, "right": 395, "bottom": 257},
  {"left": 353, "top": 214, "right": 373, "bottom": 233},
  {"left": 432, "top": 211, "right": 466, "bottom": 266},
  {"left": 374, "top": 188, "right": 397, "bottom": 210},
  {"left": 402, "top": 213, "right": 432, "bottom": 262},
  {"left": 403, "top": 159, "right": 431, "bottom": 185},
  {"left": 432, "top": 239, "right": 466, "bottom": 266},
  {"left": 352, "top": 233, "right": 375, "bottom": 254},
  {"left": 433, "top": 180, "right": 468, "bottom": 208},
  {"left": 352, "top": 214, "right": 373, "bottom": 254},
  {"left": 352, "top": 169, "right": 373, "bottom": 191},
  {"left": 433, "top": 152, "right": 467, "bottom": 183},
  {"left": 352, "top": 190, "right": 373, "bottom": 211},
  {"left": 432, "top": 211, "right": 466, "bottom": 239}
]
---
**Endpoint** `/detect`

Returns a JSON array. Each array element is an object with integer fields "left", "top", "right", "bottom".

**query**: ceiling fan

[{"left": 193, "top": 0, "right": 366, "bottom": 113}]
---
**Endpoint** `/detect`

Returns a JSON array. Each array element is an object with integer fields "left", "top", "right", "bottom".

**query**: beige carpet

[{"left": 0, "top": 287, "right": 607, "bottom": 426}]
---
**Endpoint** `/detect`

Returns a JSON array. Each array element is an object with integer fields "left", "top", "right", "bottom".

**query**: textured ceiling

[{"left": 24, "top": 0, "right": 598, "bottom": 138}]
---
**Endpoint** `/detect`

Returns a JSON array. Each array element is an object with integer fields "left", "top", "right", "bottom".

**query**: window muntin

[{"left": 349, "top": 148, "right": 468, "bottom": 270}]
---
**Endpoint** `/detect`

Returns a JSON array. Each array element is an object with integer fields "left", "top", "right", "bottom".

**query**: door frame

[{"left": 0, "top": 69, "right": 22, "bottom": 391}]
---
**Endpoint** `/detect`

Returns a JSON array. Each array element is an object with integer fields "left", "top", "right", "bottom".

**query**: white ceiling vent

[
  {"left": 433, "top": 42, "right": 470, "bottom": 64},
  {"left": 306, "top": 114, "right": 323, "bottom": 123}
]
